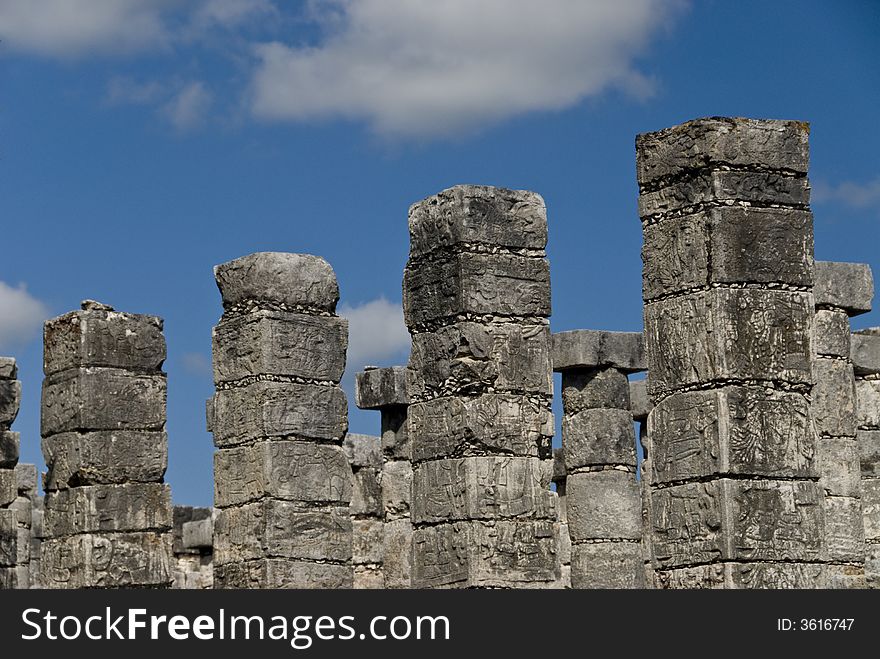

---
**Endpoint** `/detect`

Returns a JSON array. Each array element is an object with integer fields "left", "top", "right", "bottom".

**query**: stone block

[
  {"left": 205, "top": 398, "right": 214, "bottom": 433},
  {"left": 823, "top": 496, "right": 865, "bottom": 563},
  {"left": 42, "top": 431, "right": 168, "bottom": 490},
  {"left": 352, "top": 518, "right": 384, "bottom": 565},
  {"left": 172, "top": 506, "right": 211, "bottom": 555},
  {"left": 43, "top": 308, "right": 165, "bottom": 376},
  {"left": 560, "top": 368, "right": 629, "bottom": 413},
  {"left": 728, "top": 562, "right": 825, "bottom": 589},
  {"left": 0, "top": 509, "right": 15, "bottom": 566},
  {"left": 859, "top": 430, "right": 880, "bottom": 478},
  {"left": 381, "top": 407, "right": 410, "bottom": 460},
  {"left": 0, "top": 468, "right": 16, "bottom": 507},
  {"left": 644, "top": 289, "right": 812, "bottom": 394},
  {"left": 214, "top": 441, "right": 351, "bottom": 507},
  {"left": 852, "top": 332, "right": 880, "bottom": 375},
  {"left": 570, "top": 542, "right": 645, "bottom": 589},
  {"left": 353, "top": 565, "right": 384, "bottom": 589},
  {"left": 342, "top": 433, "right": 382, "bottom": 468},
  {"left": 0, "top": 379, "right": 21, "bottom": 426},
  {"left": 0, "top": 431, "right": 19, "bottom": 468},
  {"left": 403, "top": 252, "right": 550, "bottom": 327},
  {"left": 817, "top": 438, "right": 861, "bottom": 497},
  {"left": 212, "top": 311, "right": 347, "bottom": 384},
  {"left": 635, "top": 117, "right": 810, "bottom": 186},
  {"left": 822, "top": 564, "right": 866, "bottom": 590},
  {"left": 411, "top": 457, "right": 554, "bottom": 524},
  {"left": 551, "top": 447, "right": 566, "bottom": 487},
  {"left": 566, "top": 471, "right": 641, "bottom": 541},
  {"left": 210, "top": 381, "right": 347, "bottom": 447},
  {"left": 867, "top": 545, "right": 880, "bottom": 590},
  {"left": 562, "top": 408, "right": 637, "bottom": 469},
  {"left": 551, "top": 330, "right": 645, "bottom": 373},
  {"left": 41, "top": 368, "right": 166, "bottom": 435},
  {"left": 412, "top": 519, "right": 558, "bottom": 588},
  {"left": 863, "top": 480, "right": 880, "bottom": 541},
  {"left": 182, "top": 518, "right": 213, "bottom": 551},
  {"left": 408, "top": 394, "right": 553, "bottom": 461},
  {"left": 381, "top": 459, "right": 412, "bottom": 520},
  {"left": 856, "top": 379, "right": 880, "bottom": 429},
  {"left": 14, "top": 464, "right": 36, "bottom": 496},
  {"left": 653, "top": 564, "right": 727, "bottom": 589},
  {"left": 382, "top": 518, "right": 412, "bottom": 589},
  {"left": 40, "top": 532, "right": 172, "bottom": 588},
  {"left": 0, "top": 357, "right": 17, "bottom": 379},
  {"left": 214, "top": 501, "right": 351, "bottom": 564},
  {"left": 638, "top": 169, "right": 810, "bottom": 218},
  {"left": 408, "top": 185, "right": 547, "bottom": 258},
  {"left": 629, "top": 379, "right": 651, "bottom": 421},
  {"left": 812, "top": 359, "right": 857, "bottom": 437},
  {"left": 44, "top": 483, "right": 172, "bottom": 536},
  {"left": 409, "top": 321, "right": 552, "bottom": 398},
  {"left": 814, "top": 310, "right": 850, "bottom": 358},
  {"left": 814, "top": 261, "right": 873, "bottom": 315},
  {"left": 214, "top": 252, "right": 340, "bottom": 312},
  {"left": 355, "top": 366, "right": 409, "bottom": 409},
  {"left": 214, "top": 559, "right": 352, "bottom": 589},
  {"left": 350, "top": 467, "right": 382, "bottom": 518}
]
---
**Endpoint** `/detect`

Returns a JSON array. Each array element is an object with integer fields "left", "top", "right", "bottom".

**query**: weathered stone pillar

[
  {"left": 210, "top": 253, "right": 352, "bottom": 588},
  {"left": 171, "top": 506, "right": 213, "bottom": 589},
  {"left": 813, "top": 261, "right": 872, "bottom": 587},
  {"left": 344, "top": 433, "right": 384, "bottom": 588},
  {"left": 0, "top": 357, "right": 21, "bottom": 588},
  {"left": 40, "top": 300, "right": 173, "bottom": 588},
  {"left": 404, "top": 185, "right": 558, "bottom": 588},
  {"left": 10, "top": 465, "right": 37, "bottom": 588},
  {"left": 355, "top": 366, "right": 412, "bottom": 588},
  {"left": 852, "top": 327, "right": 880, "bottom": 588},
  {"left": 552, "top": 330, "right": 646, "bottom": 588},
  {"left": 638, "top": 118, "right": 823, "bottom": 588},
  {"left": 551, "top": 447, "right": 571, "bottom": 588},
  {"left": 629, "top": 378, "right": 654, "bottom": 587}
]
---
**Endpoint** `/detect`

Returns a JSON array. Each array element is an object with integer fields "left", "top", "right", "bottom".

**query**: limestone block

[
  {"left": 729, "top": 562, "right": 825, "bottom": 589},
  {"left": 814, "top": 310, "right": 851, "bottom": 358},
  {"left": 43, "top": 308, "right": 165, "bottom": 376},
  {"left": 867, "top": 545, "right": 880, "bottom": 589},
  {"left": 859, "top": 430, "right": 880, "bottom": 478},
  {"left": 205, "top": 398, "right": 214, "bottom": 433},
  {"left": 382, "top": 518, "right": 412, "bottom": 589},
  {"left": 812, "top": 359, "right": 857, "bottom": 437},
  {"left": 409, "top": 321, "right": 552, "bottom": 398},
  {"left": 353, "top": 565, "right": 384, "bottom": 589},
  {"left": 814, "top": 261, "right": 873, "bottom": 315},
  {"left": 653, "top": 564, "right": 726, "bottom": 589},
  {"left": 566, "top": 471, "right": 641, "bottom": 541},
  {"left": 214, "top": 558, "right": 352, "bottom": 589},
  {"left": 42, "top": 430, "right": 167, "bottom": 490},
  {"left": 0, "top": 357, "right": 17, "bottom": 379},
  {"left": 822, "top": 564, "right": 866, "bottom": 590},
  {"left": 411, "top": 457, "right": 554, "bottom": 524},
  {"left": 551, "top": 330, "right": 645, "bottom": 373},
  {"left": 571, "top": 542, "right": 645, "bottom": 589},
  {"left": 403, "top": 253, "right": 550, "bottom": 327},
  {"left": 823, "top": 496, "right": 864, "bottom": 563},
  {"left": 817, "top": 438, "right": 861, "bottom": 497},
  {"left": 212, "top": 312, "right": 347, "bottom": 384},
  {"left": 408, "top": 394, "right": 553, "bottom": 461},
  {"left": 851, "top": 331, "right": 880, "bottom": 375},
  {"left": 408, "top": 185, "right": 547, "bottom": 258},
  {"left": 644, "top": 289, "right": 813, "bottom": 394},
  {"left": 11, "top": 495, "right": 31, "bottom": 526},
  {"left": 412, "top": 520, "right": 558, "bottom": 588},
  {"left": 214, "top": 252, "right": 340, "bottom": 312},
  {"left": 381, "top": 459, "right": 412, "bottom": 520},
  {"left": 210, "top": 381, "right": 347, "bottom": 447},
  {"left": 355, "top": 366, "right": 409, "bottom": 409},
  {"left": 352, "top": 518, "right": 384, "bottom": 565},
  {"left": 856, "top": 379, "right": 880, "bottom": 429},
  {"left": 350, "top": 467, "right": 382, "bottom": 518},
  {"left": 172, "top": 506, "right": 211, "bottom": 555},
  {"left": 0, "top": 431, "right": 19, "bottom": 468},
  {"left": 41, "top": 368, "right": 166, "bottom": 435},
  {"left": 342, "top": 433, "right": 382, "bottom": 468},
  {"left": 44, "top": 483, "right": 172, "bottom": 536},
  {"left": 214, "top": 501, "right": 351, "bottom": 564},
  {"left": 629, "top": 379, "right": 651, "bottom": 421},
  {"left": 863, "top": 480, "right": 880, "bottom": 541},
  {"left": 182, "top": 518, "right": 213, "bottom": 551},
  {"left": 560, "top": 368, "right": 630, "bottom": 413},
  {"left": 635, "top": 117, "right": 810, "bottom": 186},
  {"left": 381, "top": 407, "right": 410, "bottom": 460},
  {"left": 40, "top": 532, "right": 172, "bottom": 588},
  {"left": 638, "top": 169, "right": 810, "bottom": 218},
  {"left": 551, "top": 447, "right": 566, "bottom": 488},
  {"left": 214, "top": 441, "right": 351, "bottom": 507},
  {"left": 562, "top": 408, "right": 637, "bottom": 469},
  {"left": 0, "top": 379, "right": 21, "bottom": 426},
  {"left": 0, "top": 509, "right": 15, "bottom": 566},
  {"left": 14, "top": 464, "right": 37, "bottom": 495},
  {"left": 0, "top": 469, "right": 16, "bottom": 506}
]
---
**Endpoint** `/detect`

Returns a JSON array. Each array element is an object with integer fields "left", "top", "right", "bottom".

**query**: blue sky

[{"left": 1, "top": 0, "right": 878, "bottom": 506}]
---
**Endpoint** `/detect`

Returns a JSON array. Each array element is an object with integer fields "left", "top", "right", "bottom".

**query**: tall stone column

[
  {"left": 404, "top": 185, "right": 558, "bottom": 588},
  {"left": 813, "top": 261, "right": 872, "bottom": 587},
  {"left": 210, "top": 252, "right": 353, "bottom": 589},
  {"left": 550, "top": 447, "right": 571, "bottom": 588},
  {"left": 630, "top": 377, "right": 654, "bottom": 587},
  {"left": 552, "top": 330, "right": 646, "bottom": 588},
  {"left": 344, "top": 433, "right": 384, "bottom": 588},
  {"left": 0, "top": 357, "right": 21, "bottom": 588},
  {"left": 355, "top": 365, "right": 412, "bottom": 588},
  {"left": 852, "top": 327, "right": 880, "bottom": 588},
  {"left": 40, "top": 300, "right": 173, "bottom": 588},
  {"left": 638, "top": 118, "right": 823, "bottom": 588},
  {"left": 10, "top": 465, "right": 37, "bottom": 588}
]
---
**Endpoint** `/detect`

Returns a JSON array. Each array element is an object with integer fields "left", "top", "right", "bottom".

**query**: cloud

[
  {"left": 339, "top": 297, "right": 410, "bottom": 373},
  {"left": 161, "top": 81, "right": 213, "bottom": 131},
  {"left": 813, "top": 177, "right": 880, "bottom": 212},
  {"left": 105, "top": 77, "right": 167, "bottom": 106},
  {"left": 249, "top": 0, "right": 684, "bottom": 138},
  {"left": 192, "top": 0, "right": 277, "bottom": 29},
  {"left": 181, "top": 352, "right": 213, "bottom": 377},
  {"left": 106, "top": 77, "right": 213, "bottom": 131},
  {"left": 0, "top": 281, "right": 49, "bottom": 350}
]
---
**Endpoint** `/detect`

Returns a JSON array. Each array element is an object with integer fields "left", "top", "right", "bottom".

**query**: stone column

[
  {"left": 638, "top": 118, "right": 823, "bottom": 588},
  {"left": 210, "top": 252, "right": 352, "bottom": 589},
  {"left": 630, "top": 377, "right": 653, "bottom": 587},
  {"left": 10, "top": 465, "right": 37, "bottom": 588},
  {"left": 172, "top": 506, "right": 214, "bottom": 589},
  {"left": 852, "top": 327, "right": 880, "bottom": 588},
  {"left": 813, "top": 261, "right": 872, "bottom": 587},
  {"left": 355, "top": 366, "right": 412, "bottom": 588},
  {"left": 552, "top": 330, "right": 646, "bottom": 588},
  {"left": 404, "top": 185, "right": 558, "bottom": 588},
  {"left": 0, "top": 357, "right": 21, "bottom": 588},
  {"left": 344, "top": 433, "right": 384, "bottom": 588},
  {"left": 551, "top": 447, "right": 571, "bottom": 588},
  {"left": 40, "top": 300, "right": 173, "bottom": 588}
]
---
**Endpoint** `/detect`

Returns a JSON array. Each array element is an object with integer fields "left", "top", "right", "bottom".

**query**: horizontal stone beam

[
  {"left": 814, "top": 261, "right": 873, "bottom": 316},
  {"left": 852, "top": 329, "right": 880, "bottom": 376},
  {"left": 551, "top": 330, "right": 646, "bottom": 373},
  {"left": 355, "top": 366, "right": 409, "bottom": 409}
]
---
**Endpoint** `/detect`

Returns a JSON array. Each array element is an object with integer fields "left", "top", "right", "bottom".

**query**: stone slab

[
  {"left": 0, "top": 431, "right": 19, "bottom": 469},
  {"left": 852, "top": 332, "right": 880, "bottom": 375},
  {"left": 859, "top": 430, "right": 880, "bottom": 478},
  {"left": 381, "top": 459, "right": 412, "bottom": 520},
  {"left": 817, "top": 437, "right": 861, "bottom": 497},
  {"left": 562, "top": 408, "right": 637, "bottom": 469},
  {"left": 561, "top": 368, "right": 630, "bottom": 413},
  {"left": 566, "top": 471, "right": 641, "bottom": 541},
  {"left": 350, "top": 467, "right": 382, "bottom": 518},
  {"left": 342, "top": 433, "right": 382, "bottom": 468},
  {"left": 214, "top": 559, "right": 352, "bottom": 589},
  {"left": 44, "top": 483, "right": 172, "bottom": 536},
  {"left": 182, "top": 518, "right": 213, "bottom": 551},
  {"left": 856, "top": 379, "right": 880, "bottom": 429},
  {"left": 570, "top": 542, "right": 645, "bottom": 589},
  {"left": 814, "top": 261, "right": 873, "bottom": 315},
  {"left": 382, "top": 518, "right": 412, "bottom": 589},
  {"left": 355, "top": 366, "right": 409, "bottom": 409},
  {"left": 352, "top": 518, "right": 384, "bottom": 565},
  {"left": 552, "top": 330, "right": 645, "bottom": 373},
  {"left": 812, "top": 359, "right": 857, "bottom": 437},
  {"left": 814, "top": 310, "right": 850, "bottom": 359}
]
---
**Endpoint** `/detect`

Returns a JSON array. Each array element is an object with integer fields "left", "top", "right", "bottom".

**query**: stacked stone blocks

[{"left": 0, "top": 357, "right": 21, "bottom": 588}]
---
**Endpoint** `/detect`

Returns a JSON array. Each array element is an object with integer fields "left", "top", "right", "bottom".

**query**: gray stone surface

[
  {"left": 856, "top": 379, "right": 880, "bottom": 429},
  {"left": 860, "top": 430, "right": 880, "bottom": 478},
  {"left": 570, "top": 542, "right": 645, "bottom": 589},
  {"left": 552, "top": 330, "right": 645, "bottom": 373},
  {"left": 851, "top": 331, "right": 880, "bottom": 375},
  {"left": 44, "top": 483, "right": 172, "bottom": 536},
  {"left": 629, "top": 379, "right": 651, "bottom": 421},
  {"left": 14, "top": 464, "right": 37, "bottom": 494},
  {"left": 817, "top": 438, "right": 862, "bottom": 498},
  {"left": 566, "top": 471, "right": 641, "bottom": 541},
  {"left": 355, "top": 366, "right": 409, "bottom": 409},
  {"left": 814, "top": 309, "right": 851, "bottom": 358},
  {"left": 350, "top": 467, "right": 382, "bottom": 518},
  {"left": 182, "top": 518, "right": 213, "bottom": 551},
  {"left": 342, "top": 433, "right": 382, "bottom": 468},
  {"left": 0, "top": 380, "right": 21, "bottom": 426},
  {"left": 561, "top": 408, "right": 637, "bottom": 469},
  {"left": 0, "top": 357, "right": 17, "bottom": 379},
  {"left": 814, "top": 261, "right": 873, "bottom": 315},
  {"left": 381, "top": 459, "right": 412, "bottom": 520},
  {"left": 0, "top": 432, "right": 19, "bottom": 469},
  {"left": 214, "top": 558, "right": 352, "bottom": 589},
  {"left": 352, "top": 518, "right": 384, "bottom": 565},
  {"left": 812, "top": 359, "right": 857, "bottom": 437},
  {"left": 561, "top": 368, "right": 630, "bottom": 413}
]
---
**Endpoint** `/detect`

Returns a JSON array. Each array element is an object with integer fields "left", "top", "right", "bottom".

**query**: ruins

[{"left": 0, "top": 116, "right": 877, "bottom": 589}]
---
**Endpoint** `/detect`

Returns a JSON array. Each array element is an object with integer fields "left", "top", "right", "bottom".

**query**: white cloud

[
  {"left": 813, "top": 177, "right": 880, "bottom": 212},
  {"left": 181, "top": 352, "right": 213, "bottom": 377},
  {"left": 250, "top": 0, "right": 684, "bottom": 137},
  {"left": 339, "top": 297, "right": 410, "bottom": 373},
  {"left": 161, "top": 81, "right": 213, "bottom": 131},
  {"left": 105, "top": 77, "right": 167, "bottom": 106},
  {"left": 0, "top": 281, "right": 49, "bottom": 350},
  {"left": 192, "top": 0, "right": 276, "bottom": 29}
]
